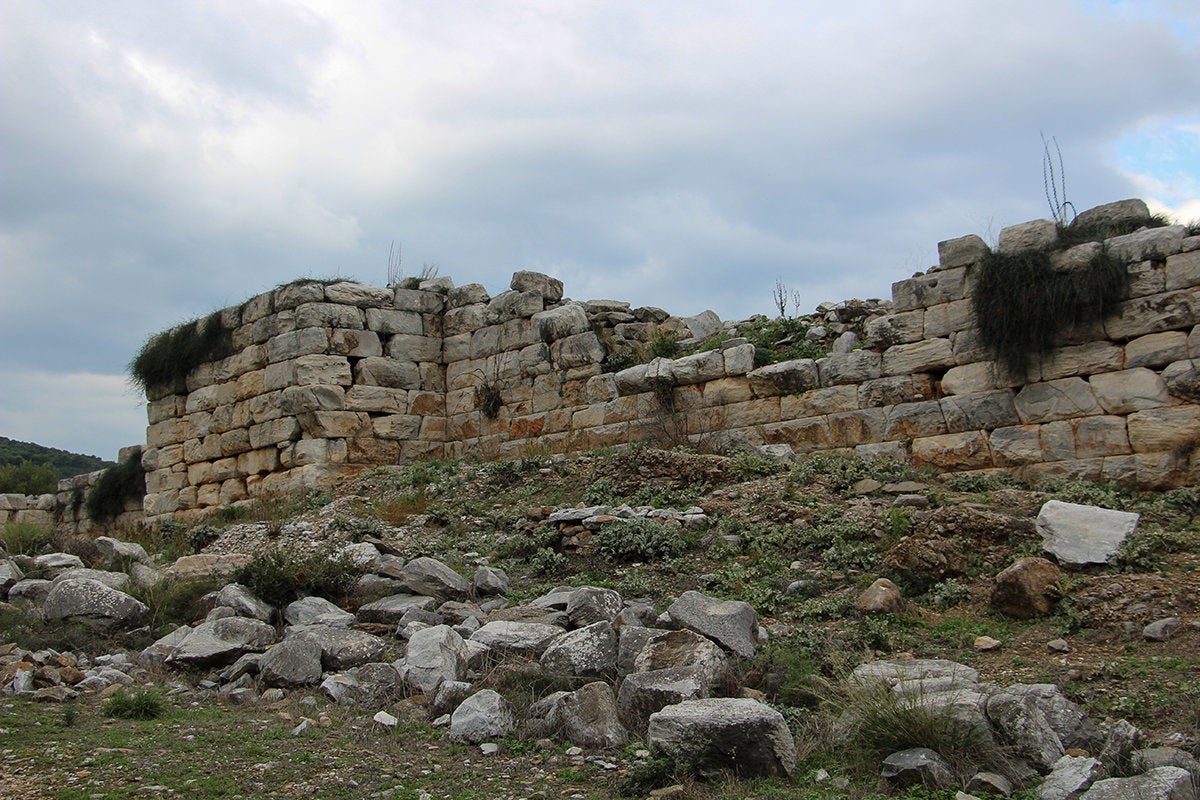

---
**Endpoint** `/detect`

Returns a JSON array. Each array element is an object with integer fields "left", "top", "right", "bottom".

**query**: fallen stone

[
  {"left": 1077, "top": 766, "right": 1196, "bottom": 800},
  {"left": 990, "top": 557, "right": 1063, "bottom": 619},
  {"left": 397, "top": 557, "right": 471, "bottom": 600},
  {"left": 1143, "top": 618, "right": 1179, "bottom": 642},
  {"left": 880, "top": 747, "right": 955, "bottom": 790},
  {"left": 539, "top": 621, "right": 619, "bottom": 677},
  {"left": 401, "top": 624, "right": 468, "bottom": 695},
  {"left": 258, "top": 637, "right": 324, "bottom": 688},
  {"left": 1037, "top": 755, "right": 1106, "bottom": 800},
  {"left": 284, "top": 596, "right": 355, "bottom": 627},
  {"left": 214, "top": 583, "right": 275, "bottom": 622},
  {"left": 667, "top": 591, "right": 759, "bottom": 657},
  {"left": 1037, "top": 500, "right": 1140, "bottom": 567},
  {"left": 855, "top": 578, "right": 908, "bottom": 615},
  {"left": 288, "top": 626, "right": 388, "bottom": 671},
  {"left": 449, "top": 689, "right": 517, "bottom": 744},
  {"left": 469, "top": 621, "right": 565, "bottom": 657},
  {"left": 647, "top": 697, "right": 796, "bottom": 778},
  {"left": 43, "top": 579, "right": 148, "bottom": 629}
]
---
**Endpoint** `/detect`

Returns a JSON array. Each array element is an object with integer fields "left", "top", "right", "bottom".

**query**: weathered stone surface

[
  {"left": 882, "top": 339, "right": 955, "bottom": 376},
  {"left": 1127, "top": 406, "right": 1200, "bottom": 452},
  {"left": 648, "top": 698, "right": 796, "bottom": 778},
  {"left": 855, "top": 578, "right": 907, "bottom": 615},
  {"left": 469, "top": 621, "right": 565, "bottom": 657},
  {"left": 941, "top": 390, "right": 1019, "bottom": 433},
  {"left": 999, "top": 219, "right": 1058, "bottom": 253},
  {"left": 511, "top": 270, "right": 564, "bottom": 302},
  {"left": 566, "top": 586, "right": 623, "bottom": 626},
  {"left": 1074, "top": 198, "right": 1150, "bottom": 230},
  {"left": 1104, "top": 287, "right": 1200, "bottom": 341},
  {"left": 284, "top": 596, "right": 355, "bottom": 627},
  {"left": 1, "top": 559, "right": 26, "bottom": 593},
  {"left": 1038, "top": 342, "right": 1124, "bottom": 382},
  {"left": 165, "top": 617, "right": 277, "bottom": 667},
  {"left": 531, "top": 304, "right": 589, "bottom": 341},
  {"left": 747, "top": 360, "right": 819, "bottom": 397},
  {"left": 166, "top": 553, "right": 251, "bottom": 580},
  {"left": 1014, "top": 378, "right": 1102, "bottom": 424},
  {"left": 43, "top": 579, "right": 148, "bottom": 628},
  {"left": 33, "top": 553, "right": 85, "bottom": 576},
  {"left": 556, "top": 681, "right": 627, "bottom": 749},
  {"left": 1078, "top": 766, "right": 1195, "bottom": 800},
  {"left": 258, "top": 636, "right": 324, "bottom": 688},
  {"left": 1090, "top": 368, "right": 1170, "bottom": 414},
  {"left": 214, "top": 583, "right": 275, "bottom": 622},
  {"left": 1106, "top": 225, "right": 1187, "bottom": 263},
  {"left": 667, "top": 590, "right": 759, "bottom": 657},
  {"left": 880, "top": 747, "right": 954, "bottom": 790},
  {"left": 402, "top": 624, "right": 468, "bottom": 695},
  {"left": 1033, "top": 754, "right": 1105, "bottom": 800},
  {"left": 449, "top": 689, "right": 517, "bottom": 744},
  {"left": 324, "top": 281, "right": 394, "bottom": 307},
  {"left": 397, "top": 557, "right": 471, "bottom": 600},
  {"left": 1127, "top": 332, "right": 1189, "bottom": 368},
  {"left": 1162, "top": 359, "right": 1200, "bottom": 401},
  {"left": 618, "top": 665, "right": 709, "bottom": 732},
  {"left": 937, "top": 234, "right": 989, "bottom": 268},
  {"left": 92, "top": 537, "right": 149, "bottom": 567},
  {"left": 892, "top": 269, "right": 966, "bottom": 312},
  {"left": 987, "top": 684, "right": 1102, "bottom": 771},
  {"left": 356, "top": 593, "right": 438, "bottom": 623},
  {"left": 911, "top": 431, "right": 992, "bottom": 470},
  {"left": 1038, "top": 500, "right": 1140, "bottom": 567},
  {"left": 818, "top": 351, "right": 882, "bottom": 386},
  {"left": 632, "top": 629, "right": 728, "bottom": 688},
  {"left": 990, "top": 557, "right": 1062, "bottom": 619},
  {"left": 292, "top": 626, "right": 387, "bottom": 670},
  {"left": 539, "top": 621, "right": 619, "bottom": 676}
]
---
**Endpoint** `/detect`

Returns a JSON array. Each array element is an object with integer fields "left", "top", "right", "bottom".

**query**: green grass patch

[
  {"left": 129, "top": 310, "right": 235, "bottom": 396},
  {"left": 104, "top": 688, "right": 166, "bottom": 720}
]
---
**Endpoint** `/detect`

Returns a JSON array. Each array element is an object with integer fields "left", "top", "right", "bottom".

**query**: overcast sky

[{"left": 2, "top": 0, "right": 1199, "bottom": 462}]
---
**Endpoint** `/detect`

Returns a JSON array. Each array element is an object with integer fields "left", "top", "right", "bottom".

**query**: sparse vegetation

[
  {"left": 129, "top": 310, "right": 235, "bottom": 395},
  {"left": 84, "top": 450, "right": 146, "bottom": 523},
  {"left": 232, "top": 546, "right": 364, "bottom": 609},
  {"left": 593, "top": 518, "right": 687, "bottom": 563},
  {"left": 0, "top": 520, "right": 55, "bottom": 555},
  {"left": 104, "top": 688, "right": 166, "bottom": 720}
]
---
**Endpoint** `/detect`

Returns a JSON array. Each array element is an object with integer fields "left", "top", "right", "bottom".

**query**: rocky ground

[{"left": 1, "top": 446, "right": 1198, "bottom": 799}]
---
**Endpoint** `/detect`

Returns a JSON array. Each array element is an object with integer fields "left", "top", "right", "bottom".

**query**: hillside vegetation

[{"left": 0, "top": 436, "right": 112, "bottom": 494}]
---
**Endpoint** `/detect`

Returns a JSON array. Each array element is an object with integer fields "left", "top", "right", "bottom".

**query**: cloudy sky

[{"left": 2, "top": 0, "right": 1199, "bottom": 462}]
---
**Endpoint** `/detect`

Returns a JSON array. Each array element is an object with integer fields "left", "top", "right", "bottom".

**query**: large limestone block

[
  {"left": 1038, "top": 499, "right": 1140, "bottom": 567},
  {"left": 294, "top": 355, "right": 352, "bottom": 386},
  {"left": 1127, "top": 406, "right": 1200, "bottom": 452},
  {"left": 722, "top": 343, "right": 756, "bottom": 376},
  {"left": 470, "top": 621, "right": 566, "bottom": 657},
  {"left": 827, "top": 408, "right": 886, "bottom": 446},
  {"left": 1079, "top": 766, "right": 1196, "bottom": 800},
  {"left": 647, "top": 698, "right": 796, "bottom": 778},
  {"left": 214, "top": 583, "right": 275, "bottom": 622},
  {"left": 328, "top": 328, "right": 382, "bottom": 357},
  {"left": 345, "top": 385, "right": 407, "bottom": 414},
  {"left": 385, "top": 333, "right": 441, "bottom": 362},
  {"left": 284, "top": 596, "right": 355, "bottom": 627},
  {"left": 539, "top": 621, "right": 619, "bottom": 676},
  {"left": 617, "top": 666, "right": 710, "bottom": 732},
  {"left": 1126, "top": 331, "right": 1189, "bottom": 369},
  {"left": 672, "top": 351, "right": 725, "bottom": 385},
  {"left": 449, "top": 689, "right": 517, "bottom": 744},
  {"left": 1038, "top": 342, "right": 1124, "bottom": 381},
  {"left": 511, "top": 270, "right": 564, "bottom": 302},
  {"left": 998, "top": 218, "right": 1058, "bottom": 253},
  {"left": 392, "top": 287, "right": 445, "bottom": 314},
  {"left": 365, "top": 307, "right": 423, "bottom": 336},
  {"left": 398, "top": 557, "right": 471, "bottom": 600},
  {"left": 990, "top": 557, "right": 1062, "bottom": 619},
  {"left": 1106, "top": 225, "right": 1187, "bottom": 263},
  {"left": 402, "top": 624, "right": 468, "bottom": 695},
  {"left": 295, "top": 302, "right": 363, "bottom": 330},
  {"left": 1104, "top": 287, "right": 1200, "bottom": 340},
  {"left": 941, "top": 362, "right": 996, "bottom": 396},
  {"left": 1162, "top": 358, "right": 1200, "bottom": 401},
  {"left": 281, "top": 385, "right": 346, "bottom": 413},
  {"left": 258, "top": 636, "right": 324, "bottom": 688},
  {"left": 447, "top": 283, "right": 490, "bottom": 308},
  {"left": 297, "top": 410, "right": 371, "bottom": 438},
  {"left": 1073, "top": 198, "right": 1150, "bottom": 230},
  {"left": 353, "top": 357, "right": 420, "bottom": 389},
  {"left": 1014, "top": 378, "right": 1102, "bottom": 424},
  {"left": 1089, "top": 368, "right": 1170, "bottom": 414},
  {"left": 922, "top": 300, "right": 972, "bottom": 338},
  {"left": 782, "top": 385, "right": 858, "bottom": 418},
  {"left": 817, "top": 350, "right": 881, "bottom": 386},
  {"left": 486, "top": 290, "right": 543, "bottom": 324},
  {"left": 940, "top": 390, "right": 1019, "bottom": 432},
  {"left": 552, "top": 331, "right": 605, "bottom": 369},
  {"left": 667, "top": 590, "right": 759, "bottom": 657},
  {"left": 911, "top": 431, "right": 992, "bottom": 470},
  {"left": 356, "top": 593, "right": 438, "bottom": 624},
  {"left": 43, "top": 579, "right": 148, "bottom": 628},
  {"left": 747, "top": 360, "right": 818, "bottom": 397},
  {"left": 937, "top": 233, "right": 989, "bottom": 268},
  {"left": 891, "top": 268, "right": 967, "bottom": 312},
  {"left": 292, "top": 627, "right": 387, "bottom": 670},
  {"left": 1074, "top": 415, "right": 1131, "bottom": 458},
  {"left": 884, "top": 401, "right": 947, "bottom": 439},
  {"left": 866, "top": 310, "right": 924, "bottom": 346},
  {"left": 275, "top": 280, "right": 325, "bottom": 310},
  {"left": 1166, "top": 249, "right": 1200, "bottom": 291},
  {"left": 556, "top": 682, "right": 627, "bottom": 749},
  {"left": 444, "top": 303, "right": 488, "bottom": 336},
  {"left": 324, "top": 282, "right": 393, "bottom": 307}
]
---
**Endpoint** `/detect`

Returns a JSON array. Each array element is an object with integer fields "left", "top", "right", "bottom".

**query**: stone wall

[
  {"left": 1, "top": 446, "right": 145, "bottom": 535},
  {"left": 137, "top": 200, "right": 1200, "bottom": 524}
]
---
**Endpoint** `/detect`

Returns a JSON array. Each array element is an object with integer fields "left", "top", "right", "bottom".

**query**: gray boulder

[
  {"left": 290, "top": 626, "right": 387, "bottom": 671},
  {"left": 214, "top": 583, "right": 275, "bottom": 622},
  {"left": 617, "top": 665, "right": 710, "bottom": 733},
  {"left": 165, "top": 617, "right": 277, "bottom": 667},
  {"left": 356, "top": 593, "right": 438, "bottom": 623},
  {"left": 52, "top": 568, "right": 131, "bottom": 592},
  {"left": 1078, "top": 767, "right": 1197, "bottom": 800},
  {"left": 880, "top": 748, "right": 954, "bottom": 790},
  {"left": 433, "top": 680, "right": 475, "bottom": 717},
  {"left": 472, "top": 566, "right": 509, "bottom": 597},
  {"left": 632, "top": 629, "right": 728, "bottom": 688},
  {"left": 401, "top": 624, "right": 468, "bottom": 695},
  {"left": 397, "top": 557, "right": 471, "bottom": 600},
  {"left": 33, "top": 553, "right": 84, "bottom": 577},
  {"left": 1, "top": 559, "right": 25, "bottom": 593},
  {"left": 1133, "top": 748, "right": 1200, "bottom": 780},
  {"left": 565, "top": 586, "right": 623, "bottom": 626},
  {"left": 987, "top": 684, "right": 1103, "bottom": 771},
  {"left": 93, "top": 536, "right": 149, "bottom": 567},
  {"left": 991, "top": 557, "right": 1063, "bottom": 619},
  {"left": 667, "top": 590, "right": 759, "bottom": 657},
  {"left": 1037, "top": 755, "right": 1106, "bottom": 800},
  {"left": 258, "top": 637, "right": 324, "bottom": 688},
  {"left": 284, "top": 596, "right": 355, "bottom": 627},
  {"left": 449, "top": 689, "right": 517, "bottom": 744},
  {"left": 648, "top": 698, "right": 796, "bottom": 778},
  {"left": 539, "top": 621, "right": 619, "bottom": 676},
  {"left": 1037, "top": 500, "right": 1140, "bottom": 567},
  {"left": 469, "top": 621, "right": 565, "bottom": 657},
  {"left": 7, "top": 578, "right": 51, "bottom": 606},
  {"left": 558, "top": 682, "right": 627, "bottom": 749},
  {"left": 43, "top": 578, "right": 148, "bottom": 628}
]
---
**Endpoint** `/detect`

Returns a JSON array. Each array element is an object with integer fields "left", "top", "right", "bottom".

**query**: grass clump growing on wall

[
  {"left": 972, "top": 248, "right": 1127, "bottom": 377},
  {"left": 129, "top": 311, "right": 234, "bottom": 396},
  {"left": 85, "top": 452, "right": 146, "bottom": 524}
]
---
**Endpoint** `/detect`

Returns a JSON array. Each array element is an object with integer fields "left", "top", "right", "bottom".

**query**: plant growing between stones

[
  {"left": 104, "top": 688, "right": 166, "bottom": 720},
  {"left": 129, "top": 310, "right": 235, "bottom": 396},
  {"left": 84, "top": 450, "right": 146, "bottom": 524}
]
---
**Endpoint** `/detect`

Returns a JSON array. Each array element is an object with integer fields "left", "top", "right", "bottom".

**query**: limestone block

[
  {"left": 747, "top": 360, "right": 818, "bottom": 397},
  {"left": 442, "top": 332, "right": 471, "bottom": 363},
  {"left": 344, "top": 385, "right": 406, "bottom": 414},
  {"left": 1014, "top": 378, "right": 1102, "bottom": 424},
  {"left": 1074, "top": 415, "right": 1131, "bottom": 458},
  {"left": 763, "top": 417, "right": 833, "bottom": 453},
  {"left": 249, "top": 392, "right": 283, "bottom": 424},
  {"left": 209, "top": 457, "right": 239, "bottom": 483},
  {"left": 518, "top": 342, "right": 552, "bottom": 377},
  {"left": 324, "top": 282, "right": 393, "bottom": 307},
  {"left": 295, "top": 302, "right": 363, "bottom": 330},
  {"left": 486, "top": 290, "right": 543, "bottom": 324},
  {"left": 244, "top": 310, "right": 296, "bottom": 347},
  {"left": 1039, "top": 499, "right": 1140, "bottom": 567},
  {"left": 989, "top": 425, "right": 1043, "bottom": 466},
  {"left": 722, "top": 343, "right": 756, "bottom": 376},
  {"left": 723, "top": 398, "right": 780, "bottom": 429},
  {"left": 940, "top": 390, "right": 1019, "bottom": 432},
  {"left": 702, "top": 377, "right": 754, "bottom": 406},
  {"left": 237, "top": 447, "right": 279, "bottom": 475},
  {"left": 392, "top": 288, "right": 445, "bottom": 314},
  {"left": 1135, "top": 450, "right": 1200, "bottom": 490},
  {"left": 858, "top": 375, "right": 935, "bottom": 408},
  {"left": 827, "top": 409, "right": 886, "bottom": 446},
  {"left": 1104, "top": 287, "right": 1200, "bottom": 340},
  {"left": 1074, "top": 198, "right": 1150, "bottom": 231},
  {"left": 673, "top": 351, "right": 725, "bottom": 385},
  {"left": 365, "top": 307, "right": 422, "bottom": 336},
  {"left": 183, "top": 411, "right": 214, "bottom": 441},
  {"left": 447, "top": 283, "right": 490, "bottom": 308},
  {"left": 144, "top": 490, "right": 180, "bottom": 517},
  {"left": 291, "top": 355, "right": 351, "bottom": 387},
  {"left": 584, "top": 374, "right": 617, "bottom": 404},
  {"left": 510, "top": 270, "right": 564, "bottom": 301},
  {"left": 866, "top": 310, "right": 924, "bottom": 346},
  {"left": 183, "top": 434, "right": 222, "bottom": 463},
  {"left": 185, "top": 384, "right": 220, "bottom": 414},
  {"left": 1124, "top": 331, "right": 1187, "bottom": 369},
  {"left": 266, "top": 328, "right": 329, "bottom": 363},
  {"left": 1038, "top": 342, "right": 1124, "bottom": 381},
  {"left": 817, "top": 350, "right": 881, "bottom": 386},
  {"left": 219, "top": 429, "right": 251, "bottom": 457},
  {"left": 941, "top": 362, "right": 996, "bottom": 396},
  {"left": 468, "top": 325, "right": 501, "bottom": 360},
  {"left": 911, "top": 431, "right": 992, "bottom": 470},
  {"left": 444, "top": 303, "right": 488, "bottom": 336},
  {"left": 1040, "top": 420, "right": 1076, "bottom": 461},
  {"left": 1127, "top": 259, "right": 1167, "bottom": 297},
  {"left": 499, "top": 318, "right": 537, "bottom": 351},
  {"left": 891, "top": 267, "right": 967, "bottom": 312},
  {"left": 532, "top": 304, "right": 590, "bottom": 341},
  {"left": 142, "top": 444, "right": 184, "bottom": 472},
  {"left": 613, "top": 322, "right": 653, "bottom": 342},
  {"left": 1162, "top": 358, "right": 1200, "bottom": 401},
  {"left": 1165, "top": 249, "right": 1200, "bottom": 291},
  {"left": 951, "top": 326, "right": 990, "bottom": 365},
  {"left": 348, "top": 437, "right": 401, "bottom": 464},
  {"left": 855, "top": 441, "right": 909, "bottom": 461},
  {"left": 613, "top": 363, "right": 650, "bottom": 395},
  {"left": 1089, "top": 368, "right": 1170, "bottom": 414},
  {"left": 241, "top": 291, "right": 274, "bottom": 324},
  {"left": 937, "top": 233, "right": 989, "bottom": 268},
  {"left": 149, "top": 467, "right": 188, "bottom": 493},
  {"left": 998, "top": 219, "right": 1057, "bottom": 253},
  {"left": 1127, "top": 406, "right": 1200, "bottom": 452},
  {"left": 196, "top": 483, "right": 221, "bottom": 507},
  {"left": 552, "top": 332, "right": 605, "bottom": 369},
  {"left": 354, "top": 357, "right": 420, "bottom": 389},
  {"left": 328, "top": 329, "right": 382, "bottom": 358},
  {"left": 781, "top": 385, "right": 858, "bottom": 418},
  {"left": 881, "top": 339, "right": 957, "bottom": 377},
  {"left": 1106, "top": 225, "right": 1187, "bottom": 263},
  {"left": 884, "top": 401, "right": 947, "bottom": 440},
  {"left": 1049, "top": 241, "right": 1103, "bottom": 273},
  {"left": 1101, "top": 455, "right": 1138, "bottom": 484},
  {"left": 274, "top": 280, "right": 325, "bottom": 310},
  {"left": 283, "top": 439, "right": 348, "bottom": 468},
  {"left": 923, "top": 300, "right": 972, "bottom": 338},
  {"left": 409, "top": 391, "right": 444, "bottom": 416},
  {"left": 146, "top": 395, "right": 185, "bottom": 426},
  {"left": 248, "top": 417, "right": 301, "bottom": 449}
]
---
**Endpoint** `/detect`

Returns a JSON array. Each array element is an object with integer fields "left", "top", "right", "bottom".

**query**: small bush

[
  {"left": 132, "top": 575, "right": 222, "bottom": 629},
  {"left": 736, "top": 316, "right": 827, "bottom": 365},
  {"left": 944, "top": 472, "right": 1024, "bottom": 493},
  {"left": 105, "top": 689, "right": 166, "bottom": 720},
  {"left": 600, "top": 350, "right": 637, "bottom": 374},
  {"left": 232, "top": 547, "right": 364, "bottom": 608},
  {"left": 728, "top": 450, "right": 782, "bottom": 481},
  {"left": 0, "top": 521, "right": 54, "bottom": 555},
  {"left": 646, "top": 332, "right": 679, "bottom": 360},
  {"left": 792, "top": 453, "right": 921, "bottom": 493},
  {"left": 528, "top": 547, "right": 569, "bottom": 576},
  {"left": 593, "top": 519, "right": 686, "bottom": 563},
  {"left": 0, "top": 461, "right": 59, "bottom": 495},
  {"left": 85, "top": 452, "right": 146, "bottom": 524},
  {"left": 129, "top": 311, "right": 234, "bottom": 395},
  {"left": 1037, "top": 478, "right": 1136, "bottom": 510}
]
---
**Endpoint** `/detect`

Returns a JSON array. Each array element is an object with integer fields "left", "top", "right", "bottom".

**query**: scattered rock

[
  {"left": 1142, "top": 618, "right": 1179, "bottom": 642},
  {"left": 667, "top": 591, "right": 759, "bottom": 657},
  {"left": 1037, "top": 500, "right": 1140, "bottom": 567},
  {"left": 990, "top": 557, "right": 1063, "bottom": 619},
  {"left": 648, "top": 698, "right": 795, "bottom": 778},
  {"left": 880, "top": 747, "right": 955, "bottom": 790},
  {"left": 449, "top": 690, "right": 517, "bottom": 744}
]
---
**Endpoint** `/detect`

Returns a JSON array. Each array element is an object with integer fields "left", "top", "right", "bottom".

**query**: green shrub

[
  {"left": 104, "top": 688, "right": 166, "bottom": 720},
  {"left": 232, "top": 547, "right": 364, "bottom": 608},
  {"left": 0, "top": 461, "right": 58, "bottom": 494},
  {"left": 0, "top": 521, "right": 54, "bottom": 555},
  {"left": 129, "top": 310, "right": 234, "bottom": 395},
  {"left": 593, "top": 519, "right": 686, "bottom": 563},
  {"left": 791, "top": 453, "right": 921, "bottom": 493},
  {"left": 132, "top": 575, "right": 222, "bottom": 629},
  {"left": 1037, "top": 478, "right": 1136, "bottom": 510},
  {"left": 728, "top": 450, "right": 782, "bottom": 481},
  {"left": 944, "top": 472, "right": 1025, "bottom": 493},
  {"left": 646, "top": 332, "right": 679, "bottom": 360},
  {"left": 972, "top": 247, "right": 1128, "bottom": 377},
  {"left": 736, "top": 316, "right": 827, "bottom": 365},
  {"left": 600, "top": 350, "right": 637, "bottom": 374},
  {"left": 84, "top": 452, "right": 146, "bottom": 523}
]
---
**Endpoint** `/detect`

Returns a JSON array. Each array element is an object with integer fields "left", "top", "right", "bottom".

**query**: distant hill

[{"left": 0, "top": 436, "right": 113, "bottom": 484}]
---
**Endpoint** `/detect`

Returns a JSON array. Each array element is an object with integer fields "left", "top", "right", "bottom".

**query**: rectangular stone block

[
  {"left": 923, "top": 299, "right": 973, "bottom": 338},
  {"left": 267, "top": 328, "right": 330, "bottom": 363},
  {"left": 183, "top": 434, "right": 222, "bottom": 464},
  {"left": 891, "top": 267, "right": 967, "bottom": 312},
  {"left": 234, "top": 369, "right": 265, "bottom": 402},
  {"left": 1104, "top": 287, "right": 1200, "bottom": 341},
  {"left": 295, "top": 302, "right": 363, "bottom": 330},
  {"left": 858, "top": 375, "right": 935, "bottom": 408},
  {"left": 1089, "top": 368, "right": 1170, "bottom": 414},
  {"left": 911, "top": 431, "right": 991, "bottom": 470},
  {"left": 324, "top": 282, "right": 393, "bottom": 307},
  {"left": 444, "top": 304, "right": 488, "bottom": 336},
  {"left": 182, "top": 411, "right": 213, "bottom": 441},
  {"left": 470, "top": 325, "right": 502, "bottom": 359},
  {"left": 274, "top": 281, "right": 326, "bottom": 310},
  {"left": 281, "top": 385, "right": 347, "bottom": 413},
  {"left": 723, "top": 343, "right": 756, "bottom": 376},
  {"left": 827, "top": 409, "right": 886, "bottom": 447},
  {"left": 297, "top": 411, "right": 372, "bottom": 439},
  {"left": 329, "top": 329, "right": 382, "bottom": 357},
  {"left": 219, "top": 429, "right": 251, "bottom": 457},
  {"left": 249, "top": 391, "right": 284, "bottom": 424},
  {"left": 724, "top": 397, "right": 781, "bottom": 428},
  {"left": 1040, "top": 420, "right": 1076, "bottom": 461},
  {"left": 884, "top": 401, "right": 947, "bottom": 440},
  {"left": 1127, "top": 260, "right": 1166, "bottom": 297},
  {"left": 1037, "top": 342, "right": 1124, "bottom": 381},
  {"left": 1165, "top": 249, "right": 1200, "bottom": 291},
  {"left": 1127, "top": 406, "right": 1200, "bottom": 452},
  {"left": 763, "top": 417, "right": 833, "bottom": 453},
  {"left": 409, "top": 391, "right": 444, "bottom": 416},
  {"left": 1073, "top": 415, "right": 1131, "bottom": 458},
  {"left": 988, "top": 425, "right": 1043, "bottom": 466},
  {"left": 702, "top": 376, "right": 755, "bottom": 406},
  {"left": 854, "top": 441, "right": 910, "bottom": 462},
  {"left": 941, "top": 362, "right": 996, "bottom": 396},
  {"left": 241, "top": 291, "right": 274, "bottom": 324},
  {"left": 866, "top": 309, "right": 924, "bottom": 346},
  {"left": 248, "top": 416, "right": 301, "bottom": 449},
  {"left": 293, "top": 354, "right": 352, "bottom": 386},
  {"left": 817, "top": 350, "right": 881, "bottom": 386},
  {"left": 940, "top": 390, "right": 1019, "bottom": 432},
  {"left": 393, "top": 288, "right": 445, "bottom": 314},
  {"left": 1014, "top": 377, "right": 1102, "bottom": 423},
  {"left": 345, "top": 385, "right": 407, "bottom": 414},
  {"left": 237, "top": 447, "right": 279, "bottom": 475},
  {"left": 1125, "top": 331, "right": 1188, "bottom": 368},
  {"left": 347, "top": 437, "right": 401, "bottom": 464},
  {"left": 673, "top": 350, "right": 725, "bottom": 385},
  {"left": 748, "top": 360, "right": 818, "bottom": 397},
  {"left": 373, "top": 414, "right": 423, "bottom": 440},
  {"left": 882, "top": 338, "right": 955, "bottom": 376},
  {"left": 185, "top": 384, "right": 220, "bottom": 414},
  {"left": 243, "top": 310, "right": 296, "bottom": 347},
  {"left": 387, "top": 334, "right": 442, "bottom": 363},
  {"left": 782, "top": 385, "right": 859, "bottom": 418},
  {"left": 146, "top": 395, "right": 186, "bottom": 426}
]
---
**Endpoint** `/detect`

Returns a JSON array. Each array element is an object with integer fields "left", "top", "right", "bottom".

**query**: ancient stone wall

[{"left": 136, "top": 201, "right": 1200, "bottom": 525}]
